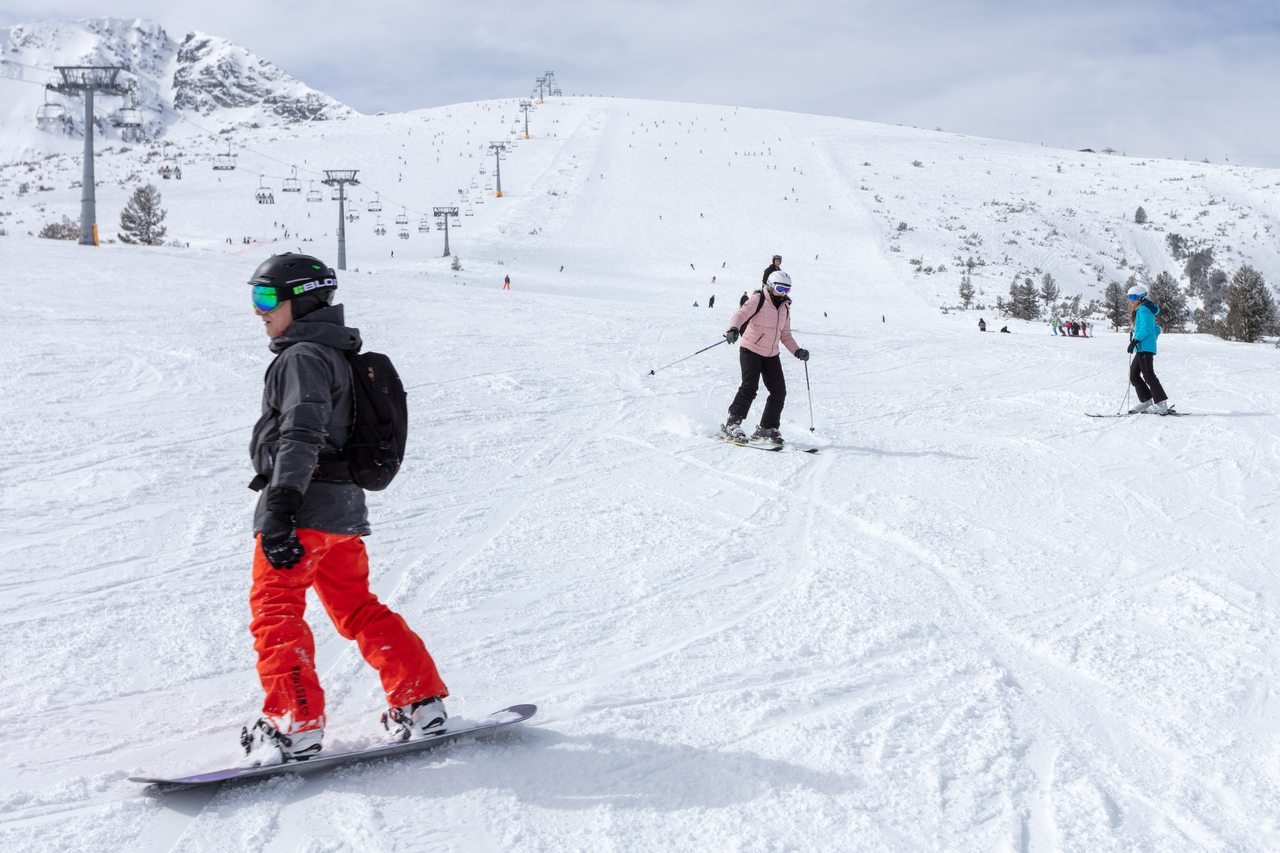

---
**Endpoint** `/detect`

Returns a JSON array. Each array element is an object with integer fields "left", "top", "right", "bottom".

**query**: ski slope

[{"left": 1, "top": 97, "right": 1279, "bottom": 852}]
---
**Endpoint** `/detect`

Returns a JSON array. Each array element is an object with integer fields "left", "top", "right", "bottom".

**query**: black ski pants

[
  {"left": 728, "top": 348, "right": 786, "bottom": 429},
  {"left": 1130, "top": 351, "right": 1167, "bottom": 403}
]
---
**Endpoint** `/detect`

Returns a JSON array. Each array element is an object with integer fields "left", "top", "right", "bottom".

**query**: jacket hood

[
  {"left": 1142, "top": 299, "right": 1161, "bottom": 316},
  {"left": 269, "top": 303, "right": 362, "bottom": 354}
]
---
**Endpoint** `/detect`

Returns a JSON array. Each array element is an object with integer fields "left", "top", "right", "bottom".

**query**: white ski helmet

[
  {"left": 1127, "top": 283, "right": 1148, "bottom": 300},
  {"left": 766, "top": 270, "right": 793, "bottom": 291}
]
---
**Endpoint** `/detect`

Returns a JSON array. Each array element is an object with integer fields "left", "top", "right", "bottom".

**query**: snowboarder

[
  {"left": 1126, "top": 284, "right": 1173, "bottom": 414},
  {"left": 720, "top": 270, "right": 809, "bottom": 445},
  {"left": 243, "top": 253, "right": 449, "bottom": 764},
  {"left": 762, "top": 254, "right": 781, "bottom": 287}
]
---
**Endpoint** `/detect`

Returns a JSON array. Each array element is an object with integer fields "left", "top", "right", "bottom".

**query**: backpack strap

[{"left": 738, "top": 290, "right": 767, "bottom": 335}]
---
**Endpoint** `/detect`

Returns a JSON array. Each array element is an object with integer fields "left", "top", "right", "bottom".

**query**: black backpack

[{"left": 341, "top": 350, "right": 407, "bottom": 491}]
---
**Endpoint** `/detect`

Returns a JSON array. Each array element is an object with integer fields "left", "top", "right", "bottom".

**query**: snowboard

[
  {"left": 130, "top": 704, "right": 536, "bottom": 792},
  {"left": 716, "top": 435, "right": 820, "bottom": 454}
]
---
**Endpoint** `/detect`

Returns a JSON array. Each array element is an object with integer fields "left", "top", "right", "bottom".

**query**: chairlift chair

[
  {"left": 35, "top": 94, "right": 67, "bottom": 130},
  {"left": 283, "top": 166, "right": 301, "bottom": 193},
  {"left": 398, "top": 227, "right": 410, "bottom": 240},
  {"left": 464, "top": 205, "right": 475, "bottom": 216},
  {"left": 346, "top": 210, "right": 360, "bottom": 223},
  {"left": 418, "top": 216, "right": 431, "bottom": 233},
  {"left": 395, "top": 209, "right": 409, "bottom": 226},
  {"left": 306, "top": 182, "right": 322, "bottom": 202},
  {"left": 374, "top": 218, "right": 387, "bottom": 236},
  {"left": 213, "top": 140, "right": 236, "bottom": 171},
  {"left": 368, "top": 193, "right": 383, "bottom": 213}
]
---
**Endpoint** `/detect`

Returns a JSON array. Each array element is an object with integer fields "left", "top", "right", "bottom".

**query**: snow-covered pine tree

[
  {"left": 1221, "top": 265, "right": 1278, "bottom": 343},
  {"left": 118, "top": 184, "right": 168, "bottom": 246},
  {"left": 958, "top": 274, "right": 975, "bottom": 309},
  {"left": 1134, "top": 206, "right": 1147, "bottom": 224},
  {"left": 1147, "top": 271, "right": 1190, "bottom": 331},
  {"left": 1039, "top": 273, "right": 1060, "bottom": 310},
  {"left": 1104, "top": 281, "right": 1128, "bottom": 330}
]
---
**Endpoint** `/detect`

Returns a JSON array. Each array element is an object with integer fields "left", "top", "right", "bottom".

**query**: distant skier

[
  {"left": 762, "top": 254, "right": 781, "bottom": 287},
  {"left": 1126, "top": 284, "right": 1173, "bottom": 414},
  {"left": 739, "top": 291, "right": 750, "bottom": 307},
  {"left": 978, "top": 318, "right": 987, "bottom": 332},
  {"left": 720, "top": 270, "right": 809, "bottom": 445},
  {"left": 503, "top": 274, "right": 511, "bottom": 290},
  {"left": 708, "top": 295, "right": 716, "bottom": 309},
  {"left": 242, "top": 253, "right": 449, "bottom": 765}
]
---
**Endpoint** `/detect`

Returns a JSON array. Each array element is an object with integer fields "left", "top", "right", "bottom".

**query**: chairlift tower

[
  {"left": 322, "top": 170, "right": 360, "bottom": 270},
  {"left": 48, "top": 66, "right": 129, "bottom": 245},
  {"left": 536, "top": 75, "right": 548, "bottom": 104},
  {"left": 489, "top": 142, "right": 508, "bottom": 197},
  {"left": 433, "top": 207, "right": 459, "bottom": 257},
  {"left": 519, "top": 100, "right": 532, "bottom": 139}
]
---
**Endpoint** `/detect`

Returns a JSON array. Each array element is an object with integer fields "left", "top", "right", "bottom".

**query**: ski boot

[
  {"left": 1153, "top": 400, "right": 1173, "bottom": 415},
  {"left": 720, "top": 417, "right": 747, "bottom": 442},
  {"left": 239, "top": 717, "right": 324, "bottom": 766},
  {"left": 1128, "top": 400, "right": 1153, "bottom": 414},
  {"left": 751, "top": 426, "right": 784, "bottom": 445},
  {"left": 382, "top": 696, "right": 448, "bottom": 742}
]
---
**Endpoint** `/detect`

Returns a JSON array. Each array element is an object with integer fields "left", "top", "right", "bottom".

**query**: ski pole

[
  {"left": 804, "top": 360, "right": 815, "bottom": 432},
  {"left": 648, "top": 338, "right": 727, "bottom": 376},
  {"left": 1118, "top": 350, "right": 1134, "bottom": 414}
]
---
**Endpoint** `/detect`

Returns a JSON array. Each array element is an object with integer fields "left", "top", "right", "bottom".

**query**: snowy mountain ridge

[{"left": 0, "top": 17, "right": 354, "bottom": 157}]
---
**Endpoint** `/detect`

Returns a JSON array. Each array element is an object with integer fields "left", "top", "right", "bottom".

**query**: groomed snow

[{"left": 1, "top": 96, "right": 1278, "bottom": 851}]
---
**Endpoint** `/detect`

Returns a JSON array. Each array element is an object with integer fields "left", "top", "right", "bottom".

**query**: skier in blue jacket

[{"left": 1126, "top": 284, "right": 1173, "bottom": 414}]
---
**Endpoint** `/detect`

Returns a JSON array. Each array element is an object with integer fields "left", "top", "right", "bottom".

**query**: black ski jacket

[{"left": 250, "top": 304, "right": 370, "bottom": 536}]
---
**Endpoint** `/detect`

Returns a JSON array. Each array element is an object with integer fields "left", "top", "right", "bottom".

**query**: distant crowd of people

[{"left": 1052, "top": 317, "right": 1092, "bottom": 337}]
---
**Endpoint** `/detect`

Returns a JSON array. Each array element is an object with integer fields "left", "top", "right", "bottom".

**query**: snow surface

[{"left": 1, "top": 96, "right": 1280, "bottom": 851}]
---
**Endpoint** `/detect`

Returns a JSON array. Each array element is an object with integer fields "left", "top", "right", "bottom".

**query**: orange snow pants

[{"left": 250, "top": 529, "right": 448, "bottom": 730}]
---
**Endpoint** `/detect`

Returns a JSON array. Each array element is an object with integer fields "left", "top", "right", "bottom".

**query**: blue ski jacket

[{"left": 1132, "top": 299, "right": 1162, "bottom": 354}]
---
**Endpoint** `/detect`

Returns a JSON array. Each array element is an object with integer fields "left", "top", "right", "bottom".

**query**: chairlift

[
  {"left": 398, "top": 226, "right": 410, "bottom": 240},
  {"left": 395, "top": 208, "right": 409, "bottom": 226},
  {"left": 256, "top": 177, "right": 275, "bottom": 205},
  {"left": 331, "top": 185, "right": 342, "bottom": 201},
  {"left": 368, "top": 193, "right": 383, "bottom": 213},
  {"left": 35, "top": 92, "right": 67, "bottom": 130},
  {"left": 374, "top": 218, "right": 387, "bottom": 236},
  {"left": 484, "top": 181, "right": 493, "bottom": 191},
  {"left": 282, "top": 166, "right": 301, "bottom": 193},
  {"left": 464, "top": 205, "right": 475, "bottom": 217},
  {"left": 346, "top": 209, "right": 360, "bottom": 223},
  {"left": 306, "top": 181, "right": 322, "bottom": 202},
  {"left": 418, "top": 216, "right": 431, "bottom": 233},
  {"left": 213, "top": 140, "right": 236, "bottom": 171}
]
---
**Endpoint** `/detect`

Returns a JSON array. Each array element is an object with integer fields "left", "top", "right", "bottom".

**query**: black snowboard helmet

[{"left": 249, "top": 253, "right": 337, "bottom": 319}]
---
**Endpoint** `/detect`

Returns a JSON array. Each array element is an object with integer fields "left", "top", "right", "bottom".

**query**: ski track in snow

[{"left": 1, "top": 96, "right": 1279, "bottom": 851}]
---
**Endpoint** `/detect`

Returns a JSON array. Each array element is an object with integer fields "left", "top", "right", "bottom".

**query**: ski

[
  {"left": 1086, "top": 410, "right": 1183, "bottom": 418},
  {"left": 130, "top": 704, "right": 536, "bottom": 792},
  {"left": 715, "top": 436, "right": 820, "bottom": 454}
]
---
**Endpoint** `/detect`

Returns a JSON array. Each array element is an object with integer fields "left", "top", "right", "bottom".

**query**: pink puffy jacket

[{"left": 729, "top": 290, "right": 798, "bottom": 358}]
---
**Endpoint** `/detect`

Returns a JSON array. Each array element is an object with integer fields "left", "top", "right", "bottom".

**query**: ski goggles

[
  {"left": 1128, "top": 293, "right": 1146, "bottom": 302},
  {"left": 252, "top": 285, "right": 287, "bottom": 313},
  {"left": 252, "top": 278, "right": 336, "bottom": 312},
  {"left": 770, "top": 282, "right": 792, "bottom": 294}
]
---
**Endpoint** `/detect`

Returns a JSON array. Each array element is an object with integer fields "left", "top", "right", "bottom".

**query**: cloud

[{"left": 3, "top": 0, "right": 1277, "bottom": 166}]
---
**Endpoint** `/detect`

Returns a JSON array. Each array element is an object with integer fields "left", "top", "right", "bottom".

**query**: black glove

[
  {"left": 795, "top": 348, "right": 810, "bottom": 361},
  {"left": 1126, "top": 339, "right": 1137, "bottom": 354},
  {"left": 260, "top": 487, "right": 305, "bottom": 570},
  {"left": 725, "top": 328, "right": 739, "bottom": 344}
]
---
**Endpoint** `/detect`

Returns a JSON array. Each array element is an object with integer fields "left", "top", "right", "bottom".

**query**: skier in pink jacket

[{"left": 720, "top": 270, "right": 809, "bottom": 445}]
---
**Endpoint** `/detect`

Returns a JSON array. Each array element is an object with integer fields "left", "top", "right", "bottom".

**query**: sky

[{"left": 2, "top": 0, "right": 1278, "bottom": 168}]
